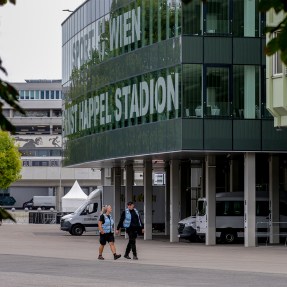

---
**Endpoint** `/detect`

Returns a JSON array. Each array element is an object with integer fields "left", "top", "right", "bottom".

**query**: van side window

[
  {"left": 216, "top": 201, "right": 244, "bottom": 216},
  {"left": 256, "top": 201, "right": 269, "bottom": 216},
  {"left": 87, "top": 203, "right": 98, "bottom": 214}
]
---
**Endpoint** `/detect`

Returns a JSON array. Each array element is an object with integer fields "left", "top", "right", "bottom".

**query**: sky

[{"left": 0, "top": 0, "right": 85, "bottom": 83}]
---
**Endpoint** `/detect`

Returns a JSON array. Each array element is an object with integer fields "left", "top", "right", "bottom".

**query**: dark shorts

[{"left": 99, "top": 232, "right": 115, "bottom": 246}]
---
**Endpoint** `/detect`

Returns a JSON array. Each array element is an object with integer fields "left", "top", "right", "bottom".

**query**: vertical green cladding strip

[{"left": 64, "top": 68, "right": 180, "bottom": 139}]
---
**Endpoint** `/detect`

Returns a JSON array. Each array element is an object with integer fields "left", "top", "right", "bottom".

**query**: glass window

[
  {"left": 182, "top": 0, "right": 202, "bottom": 35},
  {"left": 233, "top": 65, "right": 260, "bottom": 119},
  {"left": 45, "top": 90, "right": 50, "bottom": 99},
  {"left": 24, "top": 91, "right": 30, "bottom": 100},
  {"left": 233, "top": 0, "right": 259, "bottom": 37},
  {"left": 205, "top": 66, "right": 229, "bottom": 117},
  {"left": 273, "top": 36, "right": 283, "bottom": 75},
  {"left": 20, "top": 90, "right": 25, "bottom": 100},
  {"left": 41, "top": 91, "right": 45, "bottom": 99},
  {"left": 205, "top": 0, "right": 229, "bottom": 34},
  {"left": 35, "top": 90, "right": 40, "bottom": 99},
  {"left": 51, "top": 91, "right": 55, "bottom": 100},
  {"left": 32, "top": 161, "right": 49, "bottom": 167},
  {"left": 30, "top": 90, "right": 35, "bottom": 100},
  {"left": 182, "top": 64, "right": 202, "bottom": 117}
]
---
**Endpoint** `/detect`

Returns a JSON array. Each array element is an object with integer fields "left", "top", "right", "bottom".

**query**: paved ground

[{"left": 0, "top": 224, "right": 287, "bottom": 286}]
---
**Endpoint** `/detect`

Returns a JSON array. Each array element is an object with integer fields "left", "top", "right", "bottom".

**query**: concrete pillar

[
  {"left": 269, "top": 155, "right": 280, "bottom": 244},
  {"left": 191, "top": 166, "right": 202, "bottom": 215},
  {"left": 101, "top": 168, "right": 112, "bottom": 186},
  {"left": 125, "top": 164, "right": 133, "bottom": 204},
  {"left": 144, "top": 160, "right": 153, "bottom": 240},
  {"left": 56, "top": 186, "right": 64, "bottom": 212},
  {"left": 205, "top": 155, "right": 216, "bottom": 246},
  {"left": 100, "top": 169, "right": 105, "bottom": 186},
  {"left": 170, "top": 160, "right": 180, "bottom": 242},
  {"left": 113, "top": 167, "right": 121, "bottom": 232},
  {"left": 165, "top": 162, "right": 170, "bottom": 235},
  {"left": 244, "top": 153, "right": 256, "bottom": 247}
]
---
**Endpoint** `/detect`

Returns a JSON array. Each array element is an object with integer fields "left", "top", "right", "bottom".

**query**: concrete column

[
  {"left": 190, "top": 164, "right": 202, "bottom": 215},
  {"left": 165, "top": 162, "right": 170, "bottom": 235},
  {"left": 101, "top": 168, "right": 112, "bottom": 186},
  {"left": 100, "top": 168, "right": 105, "bottom": 186},
  {"left": 125, "top": 164, "right": 133, "bottom": 204},
  {"left": 144, "top": 160, "right": 153, "bottom": 240},
  {"left": 269, "top": 155, "right": 280, "bottom": 244},
  {"left": 170, "top": 160, "right": 180, "bottom": 242},
  {"left": 56, "top": 186, "right": 64, "bottom": 212},
  {"left": 244, "top": 153, "right": 256, "bottom": 247},
  {"left": 113, "top": 167, "right": 121, "bottom": 232},
  {"left": 205, "top": 155, "right": 216, "bottom": 246}
]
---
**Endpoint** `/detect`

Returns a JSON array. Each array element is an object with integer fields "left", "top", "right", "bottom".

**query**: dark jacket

[{"left": 117, "top": 208, "right": 143, "bottom": 230}]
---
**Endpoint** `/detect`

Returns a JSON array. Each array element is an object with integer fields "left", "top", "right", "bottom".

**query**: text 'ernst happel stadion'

[{"left": 64, "top": 6, "right": 179, "bottom": 137}]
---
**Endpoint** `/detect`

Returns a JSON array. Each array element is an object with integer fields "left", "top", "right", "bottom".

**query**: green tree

[
  {"left": 0, "top": 131, "right": 22, "bottom": 189},
  {"left": 0, "top": 0, "right": 25, "bottom": 133},
  {"left": 0, "top": 131, "right": 21, "bottom": 223}
]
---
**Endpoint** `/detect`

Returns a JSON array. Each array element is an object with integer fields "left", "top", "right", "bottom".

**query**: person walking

[
  {"left": 98, "top": 205, "right": 121, "bottom": 260},
  {"left": 116, "top": 201, "right": 144, "bottom": 260}
]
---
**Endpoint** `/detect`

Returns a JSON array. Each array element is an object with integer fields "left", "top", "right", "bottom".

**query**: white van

[
  {"left": 60, "top": 189, "right": 102, "bottom": 236},
  {"left": 196, "top": 191, "right": 270, "bottom": 243},
  {"left": 177, "top": 216, "right": 197, "bottom": 241}
]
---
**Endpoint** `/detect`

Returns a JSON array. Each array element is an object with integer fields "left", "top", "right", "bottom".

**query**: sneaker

[
  {"left": 133, "top": 255, "right": 138, "bottom": 260},
  {"left": 98, "top": 255, "right": 104, "bottom": 260},
  {"left": 114, "top": 254, "right": 121, "bottom": 260},
  {"left": 124, "top": 255, "right": 131, "bottom": 259}
]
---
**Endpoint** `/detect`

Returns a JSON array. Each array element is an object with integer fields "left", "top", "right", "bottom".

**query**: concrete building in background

[
  {"left": 61, "top": 0, "right": 287, "bottom": 246},
  {"left": 3, "top": 79, "right": 101, "bottom": 209}
]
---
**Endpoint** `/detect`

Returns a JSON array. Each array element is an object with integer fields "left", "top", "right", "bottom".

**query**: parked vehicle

[
  {"left": 0, "top": 194, "right": 16, "bottom": 206},
  {"left": 60, "top": 188, "right": 102, "bottom": 236},
  {"left": 196, "top": 191, "right": 270, "bottom": 243},
  {"left": 23, "top": 196, "right": 56, "bottom": 210},
  {"left": 178, "top": 215, "right": 197, "bottom": 241}
]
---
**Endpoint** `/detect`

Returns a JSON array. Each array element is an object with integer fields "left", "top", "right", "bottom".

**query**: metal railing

[
  {"left": 2, "top": 210, "right": 64, "bottom": 225},
  {"left": 256, "top": 221, "right": 287, "bottom": 246}
]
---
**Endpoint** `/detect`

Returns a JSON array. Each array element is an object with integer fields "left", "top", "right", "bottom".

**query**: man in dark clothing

[{"left": 116, "top": 201, "right": 144, "bottom": 260}]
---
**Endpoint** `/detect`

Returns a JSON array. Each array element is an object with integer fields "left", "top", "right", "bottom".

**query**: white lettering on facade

[
  {"left": 64, "top": 73, "right": 179, "bottom": 136},
  {"left": 110, "top": 7, "right": 141, "bottom": 52}
]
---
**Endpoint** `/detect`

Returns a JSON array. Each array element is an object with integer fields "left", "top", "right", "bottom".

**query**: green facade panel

[
  {"left": 262, "top": 120, "right": 287, "bottom": 151},
  {"left": 204, "top": 120, "right": 232, "bottom": 150},
  {"left": 182, "top": 36, "right": 203, "bottom": 63},
  {"left": 65, "top": 119, "right": 182, "bottom": 166},
  {"left": 233, "top": 38, "right": 261, "bottom": 65},
  {"left": 233, "top": 120, "right": 261, "bottom": 150},
  {"left": 182, "top": 119, "right": 203, "bottom": 150},
  {"left": 204, "top": 37, "right": 232, "bottom": 64}
]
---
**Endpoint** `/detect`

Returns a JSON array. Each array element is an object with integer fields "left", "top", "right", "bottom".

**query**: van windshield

[
  {"left": 197, "top": 200, "right": 206, "bottom": 216},
  {"left": 74, "top": 202, "right": 87, "bottom": 214}
]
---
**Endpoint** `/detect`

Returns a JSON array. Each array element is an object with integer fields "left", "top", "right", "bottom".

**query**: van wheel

[
  {"left": 71, "top": 224, "right": 84, "bottom": 236},
  {"left": 220, "top": 230, "right": 237, "bottom": 244}
]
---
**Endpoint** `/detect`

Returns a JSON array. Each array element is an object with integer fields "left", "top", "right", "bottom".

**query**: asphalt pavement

[{"left": 0, "top": 224, "right": 287, "bottom": 287}]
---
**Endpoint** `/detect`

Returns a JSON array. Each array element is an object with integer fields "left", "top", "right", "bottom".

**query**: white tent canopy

[{"left": 61, "top": 180, "right": 88, "bottom": 212}]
